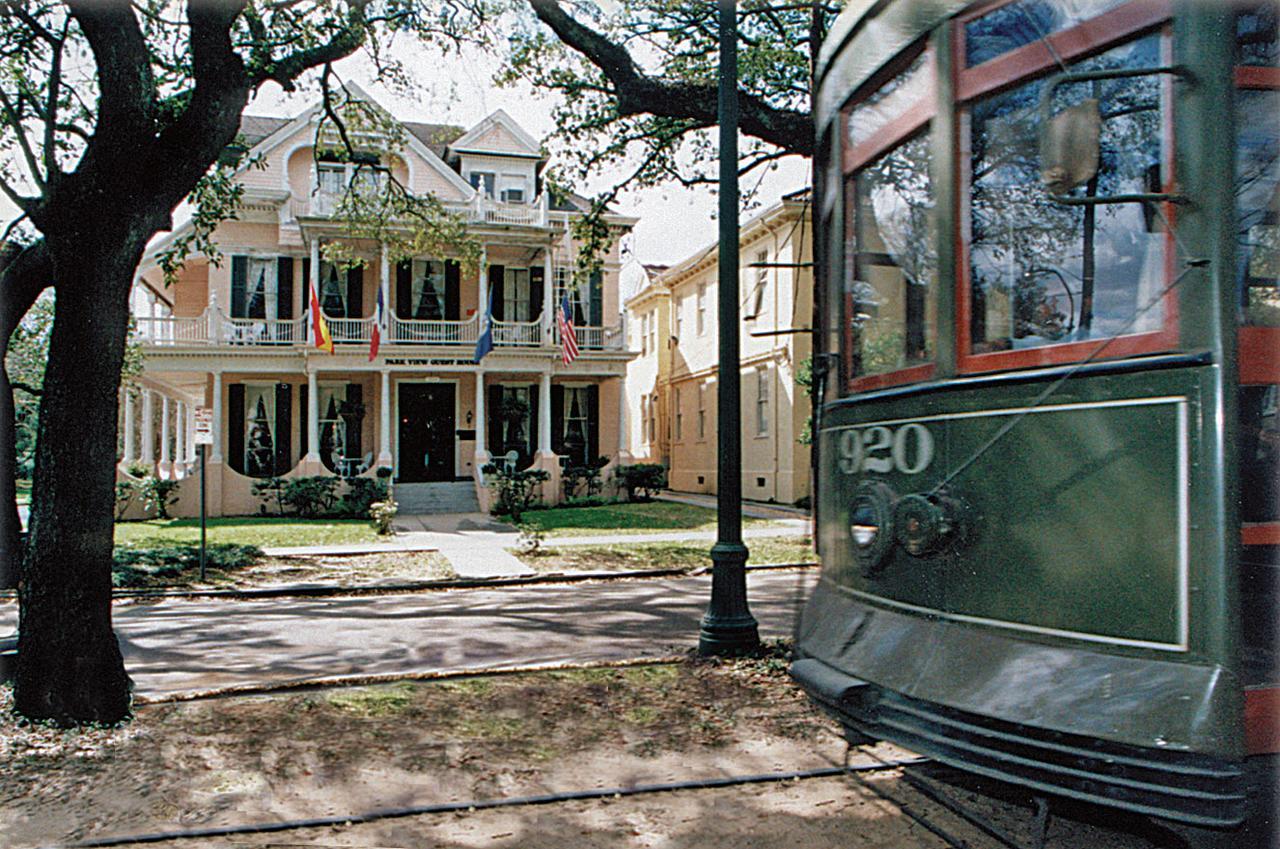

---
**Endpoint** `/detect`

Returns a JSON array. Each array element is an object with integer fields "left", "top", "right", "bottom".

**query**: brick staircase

[{"left": 392, "top": 481, "right": 481, "bottom": 515}]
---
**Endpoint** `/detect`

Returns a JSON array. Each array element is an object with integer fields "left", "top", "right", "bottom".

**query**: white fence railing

[
  {"left": 493, "top": 318, "right": 543, "bottom": 347},
  {"left": 392, "top": 314, "right": 478, "bottom": 345},
  {"left": 555, "top": 324, "right": 620, "bottom": 351}
]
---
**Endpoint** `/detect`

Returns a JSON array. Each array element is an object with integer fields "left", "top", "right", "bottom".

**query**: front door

[{"left": 398, "top": 383, "right": 455, "bottom": 482}]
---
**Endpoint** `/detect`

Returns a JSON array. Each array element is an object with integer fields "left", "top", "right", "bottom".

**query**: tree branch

[
  {"left": 527, "top": 0, "right": 812, "bottom": 157},
  {"left": 0, "top": 86, "right": 46, "bottom": 192}
]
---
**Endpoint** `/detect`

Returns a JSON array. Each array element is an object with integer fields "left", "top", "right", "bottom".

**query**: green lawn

[
  {"left": 114, "top": 517, "right": 381, "bottom": 549},
  {"left": 517, "top": 536, "right": 817, "bottom": 573},
  {"left": 15, "top": 479, "right": 30, "bottom": 506},
  {"left": 517, "top": 501, "right": 783, "bottom": 538}
]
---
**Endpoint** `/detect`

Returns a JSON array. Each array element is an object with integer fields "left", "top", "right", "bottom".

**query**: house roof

[
  {"left": 238, "top": 114, "right": 291, "bottom": 147},
  {"left": 404, "top": 122, "right": 466, "bottom": 161}
]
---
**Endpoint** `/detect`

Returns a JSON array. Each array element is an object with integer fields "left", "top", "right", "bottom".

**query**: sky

[{"left": 1, "top": 26, "right": 810, "bottom": 269}]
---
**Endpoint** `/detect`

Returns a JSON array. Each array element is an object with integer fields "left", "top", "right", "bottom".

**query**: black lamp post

[{"left": 699, "top": 0, "right": 760, "bottom": 656}]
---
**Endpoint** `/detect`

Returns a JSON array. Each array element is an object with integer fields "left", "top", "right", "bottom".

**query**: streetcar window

[
  {"left": 846, "top": 132, "right": 936, "bottom": 381},
  {"left": 1236, "top": 87, "right": 1280, "bottom": 327},
  {"left": 963, "top": 0, "right": 1130, "bottom": 68},
  {"left": 847, "top": 51, "right": 930, "bottom": 152},
  {"left": 1237, "top": 3, "right": 1279, "bottom": 67},
  {"left": 967, "top": 35, "right": 1167, "bottom": 354}
]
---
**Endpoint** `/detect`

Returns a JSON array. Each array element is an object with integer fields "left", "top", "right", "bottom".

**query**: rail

[
  {"left": 391, "top": 314, "right": 477, "bottom": 345},
  {"left": 493, "top": 318, "right": 543, "bottom": 347}
]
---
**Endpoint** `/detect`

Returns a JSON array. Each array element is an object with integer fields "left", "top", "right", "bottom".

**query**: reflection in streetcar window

[{"left": 1236, "top": 87, "right": 1280, "bottom": 327}]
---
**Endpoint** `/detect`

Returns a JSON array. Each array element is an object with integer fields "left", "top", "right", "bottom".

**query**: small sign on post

[{"left": 194, "top": 406, "right": 212, "bottom": 581}]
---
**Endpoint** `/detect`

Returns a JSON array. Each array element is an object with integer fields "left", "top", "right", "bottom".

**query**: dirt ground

[
  {"left": 122, "top": 551, "right": 456, "bottom": 591},
  {"left": 0, "top": 651, "right": 1263, "bottom": 849}
]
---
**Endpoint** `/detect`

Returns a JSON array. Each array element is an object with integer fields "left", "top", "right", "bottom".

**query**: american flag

[{"left": 558, "top": 293, "right": 579, "bottom": 365}]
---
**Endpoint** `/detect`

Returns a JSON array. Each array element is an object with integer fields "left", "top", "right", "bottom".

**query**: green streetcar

[{"left": 793, "top": 0, "right": 1278, "bottom": 835}]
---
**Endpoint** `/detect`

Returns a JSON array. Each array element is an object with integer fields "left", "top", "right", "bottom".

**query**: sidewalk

[{"left": 261, "top": 510, "right": 812, "bottom": 580}]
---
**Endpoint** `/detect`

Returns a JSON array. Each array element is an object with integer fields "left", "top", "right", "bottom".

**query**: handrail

[
  {"left": 493, "top": 318, "right": 543, "bottom": 347},
  {"left": 391, "top": 314, "right": 478, "bottom": 345}
]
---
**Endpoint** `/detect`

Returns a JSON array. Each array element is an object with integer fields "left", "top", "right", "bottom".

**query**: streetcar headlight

[
  {"left": 849, "top": 481, "right": 896, "bottom": 575},
  {"left": 850, "top": 501, "right": 880, "bottom": 548}
]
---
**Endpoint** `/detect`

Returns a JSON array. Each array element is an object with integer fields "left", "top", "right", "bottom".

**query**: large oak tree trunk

[{"left": 14, "top": 239, "right": 141, "bottom": 725}]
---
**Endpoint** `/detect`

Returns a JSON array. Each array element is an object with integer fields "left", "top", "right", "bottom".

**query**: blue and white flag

[{"left": 474, "top": 286, "right": 494, "bottom": 363}]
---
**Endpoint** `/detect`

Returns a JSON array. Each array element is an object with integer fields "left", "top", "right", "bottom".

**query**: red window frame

[
  {"left": 1235, "top": 21, "right": 1280, "bottom": 548},
  {"left": 953, "top": 0, "right": 1180, "bottom": 375},
  {"left": 841, "top": 45, "right": 939, "bottom": 394}
]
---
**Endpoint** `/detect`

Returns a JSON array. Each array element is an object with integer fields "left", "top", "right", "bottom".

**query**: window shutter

[
  {"left": 346, "top": 384, "right": 363, "bottom": 457},
  {"left": 445, "top": 260, "right": 461, "bottom": 321},
  {"left": 228, "top": 384, "right": 245, "bottom": 475},
  {"left": 587, "top": 384, "right": 600, "bottom": 462},
  {"left": 530, "top": 266, "right": 545, "bottom": 321},
  {"left": 488, "top": 385, "right": 504, "bottom": 458},
  {"left": 231, "top": 256, "right": 247, "bottom": 318},
  {"left": 396, "top": 260, "right": 412, "bottom": 319},
  {"left": 551, "top": 384, "right": 565, "bottom": 456},
  {"left": 589, "top": 271, "right": 603, "bottom": 327},
  {"left": 274, "top": 383, "right": 292, "bottom": 475},
  {"left": 299, "top": 382, "right": 308, "bottom": 461},
  {"left": 346, "top": 266, "right": 363, "bottom": 318},
  {"left": 489, "top": 265, "right": 505, "bottom": 321},
  {"left": 277, "top": 257, "right": 294, "bottom": 320},
  {"left": 302, "top": 258, "right": 311, "bottom": 314},
  {"left": 529, "top": 383, "right": 540, "bottom": 460}
]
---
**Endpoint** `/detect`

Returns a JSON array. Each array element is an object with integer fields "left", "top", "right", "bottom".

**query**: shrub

[
  {"left": 515, "top": 522, "right": 545, "bottom": 555},
  {"left": 482, "top": 464, "right": 550, "bottom": 522},
  {"left": 616, "top": 464, "right": 667, "bottom": 503},
  {"left": 112, "top": 543, "right": 262, "bottom": 587},
  {"left": 338, "top": 477, "right": 388, "bottom": 518},
  {"left": 115, "top": 481, "right": 137, "bottom": 520},
  {"left": 281, "top": 476, "right": 340, "bottom": 518},
  {"left": 369, "top": 499, "right": 398, "bottom": 535},
  {"left": 563, "top": 455, "right": 610, "bottom": 501},
  {"left": 374, "top": 466, "right": 393, "bottom": 479},
  {"left": 252, "top": 476, "right": 289, "bottom": 516},
  {"left": 139, "top": 476, "right": 181, "bottom": 519},
  {"left": 124, "top": 461, "right": 150, "bottom": 479}
]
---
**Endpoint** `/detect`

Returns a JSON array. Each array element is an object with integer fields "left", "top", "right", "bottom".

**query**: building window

[
  {"left": 504, "top": 268, "right": 532, "bottom": 321},
  {"left": 673, "top": 387, "right": 682, "bottom": 441},
  {"left": 639, "top": 313, "right": 649, "bottom": 355},
  {"left": 648, "top": 393, "right": 657, "bottom": 444},
  {"left": 647, "top": 310, "right": 657, "bottom": 354},
  {"left": 697, "top": 383, "right": 707, "bottom": 439},
  {"left": 696, "top": 283, "right": 707, "bottom": 335},
  {"left": 749, "top": 249, "right": 769, "bottom": 319},
  {"left": 243, "top": 384, "right": 277, "bottom": 478},
  {"left": 469, "top": 171, "right": 496, "bottom": 197},
  {"left": 640, "top": 396, "right": 650, "bottom": 445},
  {"left": 756, "top": 367, "right": 769, "bottom": 436},
  {"left": 563, "top": 386, "right": 590, "bottom": 466},
  {"left": 555, "top": 266, "right": 588, "bottom": 325},
  {"left": 674, "top": 296, "right": 684, "bottom": 339},
  {"left": 319, "top": 261, "right": 349, "bottom": 318},
  {"left": 499, "top": 174, "right": 528, "bottom": 203},
  {"left": 317, "top": 384, "right": 352, "bottom": 474},
  {"left": 242, "top": 257, "right": 279, "bottom": 320},
  {"left": 410, "top": 260, "right": 446, "bottom": 320}
]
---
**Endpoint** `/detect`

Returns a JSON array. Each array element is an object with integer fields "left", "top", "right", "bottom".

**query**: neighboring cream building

[
  {"left": 624, "top": 191, "right": 812, "bottom": 505},
  {"left": 123, "top": 84, "right": 637, "bottom": 516}
]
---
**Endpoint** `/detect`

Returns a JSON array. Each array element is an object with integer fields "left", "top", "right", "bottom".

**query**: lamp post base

[{"left": 698, "top": 541, "right": 760, "bottom": 656}]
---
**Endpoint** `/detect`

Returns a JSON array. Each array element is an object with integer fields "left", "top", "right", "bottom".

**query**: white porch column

[
  {"left": 617, "top": 378, "right": 630, "bottom": 460},
  {"left": 477, "top": 247, "right": 489, "bottom": 317},
  {"left": 542, "top": 248, "right": 554, "bottom": 343},
  {"left": 474, "top": 371, "right": 488, "bottom": 461},
  {"left": 308, "top": 237, "right": 321, "bottom": 344},
  {"left": 122, "top": 390, "right": 137, "bottom": 463},
  {"left": 378, "top": 369, "right": 393, "bottom": 468},
  {"left": 306, "top": 369, "right": 320, "bottom": 462},
  {"left": 210, "top": 373, "right": 224, "bottom": 462},
  {"left": 140, "top": 389, "right": 155, "bottom": 466},
  {"left": 173, "top": 401, "right": 184, "bottom": 475},
  {"left": 186, "top": 402, "right": 196, "bottom": 463},
  {"left": 159, "top": 395, "right": 172, "bottom": 470},
  {"left": 380, "top": 242, "right": 391, "bottom": 345},
  {"left": 538, "top": 371, "right": 552, "bottom": 456}
]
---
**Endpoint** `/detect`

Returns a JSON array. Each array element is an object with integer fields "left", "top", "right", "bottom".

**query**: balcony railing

[
  {"left": 291, "top": 188, "right": 550, "bottom": 228},
  {"left": 135, "top": 306, "right": 622, "bottom": 353}
]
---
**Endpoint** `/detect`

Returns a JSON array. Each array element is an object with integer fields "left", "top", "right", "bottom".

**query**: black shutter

[
  {"left": 489, "top": 265, "right": 505, "bottom": 321},
  {"left": 231, "top": 256, "right": 247, "bottom": 318},
  {"left": 488, "top": 385, "right": 504, "bottom": 458},
  {"left": 551, "top": 384, "right": 565, "bottom": 456},
  {"left": 530, "top": 266, "right": 545, "bottom": 321},
  {"left": 274, "top": 383, "right": 292, "bottom": 475},
  {"left": 587, "top": 384, "right": 600, "bottom": 463},
  {"left": 589, "top": 271, "right": 603, "bottom": 326},
  {"left": 346, "top": 266, "right": 363, "bottom": 318},
  {"left": 346, "top": 384, "right": 363, "bottom": 458},
  {"left": 228, "top": 383, "right": 245, "bottom": 475},
  {"left": 277, "top": 257, "right": 294, "bottom": 320},
  {"left": 445, "top": 260, "right": 461, "bottom": 321},
  {"left": 299, "top": 382, "right": 308, "bottom": 461},
  {"left": 396, "top": 260, "right": 412, "bottom": 319},
  {"left": 528, "top": 383, "right": 540, "bottom": 459}
]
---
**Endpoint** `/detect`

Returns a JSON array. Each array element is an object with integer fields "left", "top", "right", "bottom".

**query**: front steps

[{"left": 392, "top": 481, "right": 481, "bottom": 515}]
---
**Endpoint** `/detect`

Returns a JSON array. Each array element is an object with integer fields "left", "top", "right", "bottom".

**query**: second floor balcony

[
  {"left": 291, "top": 188, "right": 552, "bottom": 229},
  {"left": 134, "top": 305, "right": 623, "bottom": 354}
]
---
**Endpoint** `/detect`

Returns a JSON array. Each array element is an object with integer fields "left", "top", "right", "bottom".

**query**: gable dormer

[{"left": 447, "top": 110, "right": 545, "bottom": 205}]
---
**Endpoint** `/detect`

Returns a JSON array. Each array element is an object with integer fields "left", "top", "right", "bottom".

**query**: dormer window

[
  {"left": 469, "top": 171, "right": 496, "bottom": 197},
  {"left": 501, "top": 187, "right": 525, "bottom": 204},
  {"left": 313, "top": 152, "right": 388, "bottom": 214}
]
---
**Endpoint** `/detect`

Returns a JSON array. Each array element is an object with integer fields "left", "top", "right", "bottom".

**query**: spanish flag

[{"left": 310, "top": 281, "right": 333, "bottom": 353}]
